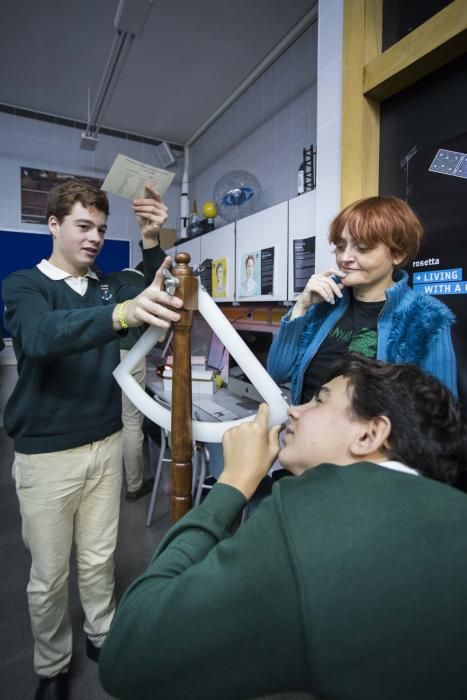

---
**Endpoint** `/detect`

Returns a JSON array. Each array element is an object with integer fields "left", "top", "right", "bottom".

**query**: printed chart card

[{"left": 102, "top": 154, "right": 175, "bottom": 199}]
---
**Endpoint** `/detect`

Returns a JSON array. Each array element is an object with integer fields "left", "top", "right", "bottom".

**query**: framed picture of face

[
  {"left": 239, "top": 250, "right": 260, "bottom": 297},
  {"left": 212, "top": 257, "right": 227, "bottom": 298}
]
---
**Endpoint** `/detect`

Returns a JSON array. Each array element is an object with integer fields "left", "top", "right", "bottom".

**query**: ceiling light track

[{"left": 81, "top": 0, "right": 155, "bottom": 151}]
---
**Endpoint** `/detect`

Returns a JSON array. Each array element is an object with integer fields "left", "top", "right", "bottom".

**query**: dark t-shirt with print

[{"left": 301, "top": 294, "right": 384, "bottom": 403}]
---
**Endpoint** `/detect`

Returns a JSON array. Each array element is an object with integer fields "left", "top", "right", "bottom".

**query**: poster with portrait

[
  {"left": 239, "top": 250, "right": 261, "bottom": 297},
  {"left": 212, "top": 257, "right": 227, "bottom": 298}
]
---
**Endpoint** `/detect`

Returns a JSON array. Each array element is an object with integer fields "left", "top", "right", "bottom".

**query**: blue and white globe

[{"left": 213, "top": 170, "right": 261, "bottom": 223}]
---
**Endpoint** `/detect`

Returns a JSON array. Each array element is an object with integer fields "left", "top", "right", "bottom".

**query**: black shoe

[
  {"left": 125, "top": 478, "right": 154, "bottom": 502},
  {"left": 35, "top": 672, "right": 69, "bottom": 700},
  {"left": 86, "top": 637, "right": 101, "bottom": 662}
]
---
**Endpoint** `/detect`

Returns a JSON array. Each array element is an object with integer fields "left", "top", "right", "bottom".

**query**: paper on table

[{"left": 101, "top": 154, "right": 175, "bottom": 199}]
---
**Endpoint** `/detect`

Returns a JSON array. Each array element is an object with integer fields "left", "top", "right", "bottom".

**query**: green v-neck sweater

[
  {"left": 3, "top": 247, "right": 165, "bottom": 453},
  {"left": 100, "top": 464, "right": 467, "bottom": 700}
]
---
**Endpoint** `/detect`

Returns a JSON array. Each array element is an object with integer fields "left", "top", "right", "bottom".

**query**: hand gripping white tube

[{"left": 113, "top": 286, "right": 289, "bottom": 442}]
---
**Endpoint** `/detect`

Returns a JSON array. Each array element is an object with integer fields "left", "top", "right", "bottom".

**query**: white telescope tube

[{"left": 113, "top": 287, "right": 289, "bottom": 442}]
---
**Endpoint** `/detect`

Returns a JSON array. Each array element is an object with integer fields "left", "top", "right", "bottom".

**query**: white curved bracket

[{"left": 113, "top": 286, "right": 289, "bottom": 442}]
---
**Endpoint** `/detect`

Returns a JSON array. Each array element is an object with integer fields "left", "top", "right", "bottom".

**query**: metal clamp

[{"left": 163, "top": 268, "right": 180, "bottom": 296}]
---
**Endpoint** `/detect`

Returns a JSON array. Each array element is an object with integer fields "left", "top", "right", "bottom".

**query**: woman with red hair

[{"left": 268, "top": 196, "right": 457, "bottom": 403}]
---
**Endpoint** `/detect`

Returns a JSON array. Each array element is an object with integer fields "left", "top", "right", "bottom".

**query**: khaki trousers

[
  {"left": 120, "top": 349, "right": 146, "bottom": 492},
  {"left": 13, "top": 431, "right": 122, "bottom": 677}
]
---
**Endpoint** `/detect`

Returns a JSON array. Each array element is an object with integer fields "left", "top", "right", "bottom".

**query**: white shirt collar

[
  {"left": 37, "top": 258, "right": 99, "bottom": 281},
  {"left": 377, "top": 460, "right": 419, "bottom": 476}
]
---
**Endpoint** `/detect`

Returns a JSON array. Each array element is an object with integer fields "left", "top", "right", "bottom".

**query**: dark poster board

[
  {"left": 0, "top": 231, "right": 130, "bottom": 337},
  {"left": 260, "top": 247, "right": 274, "bottom": 295},
  {"left": 407, "top": 133, "right": 467, "bottom": 406},
  {"left": 21, "top": 168, "right": 103, "bottom": 225},
  {"left": 379, "top": 51, "right": 467, "bottom": 411},
  {"left": 382, "top": 0, "right": 452, "bottom": 51},
  {"left": 293, "top": 236, "right": 316, "bottom": 293},
  {"left": 200, "top": 260, "right": 212, "bottom": 295}
]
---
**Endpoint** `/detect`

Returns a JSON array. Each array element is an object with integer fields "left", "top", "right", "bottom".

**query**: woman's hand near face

[{"left": 291, "top": 269, "right": 346, "bottom": 319}]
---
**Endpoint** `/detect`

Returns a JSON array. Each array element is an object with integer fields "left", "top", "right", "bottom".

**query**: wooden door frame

[{"left": 340, "top": 0, "right": 467, "bottom": 206}]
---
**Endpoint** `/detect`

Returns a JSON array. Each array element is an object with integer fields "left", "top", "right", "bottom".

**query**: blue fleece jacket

[{"left": 267, "top": 270, "right": 457, "bottom": 402}]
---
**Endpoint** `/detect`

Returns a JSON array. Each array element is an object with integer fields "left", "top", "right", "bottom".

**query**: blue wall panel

[{"left": 1, "top": 231, "right": 130, "bottom": 337}]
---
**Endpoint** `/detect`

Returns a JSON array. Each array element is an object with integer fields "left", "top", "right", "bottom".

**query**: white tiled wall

[
  {"left": 189, "top": 8, "right": 344, "bottom": 275},
  {"left": 0, "top": 8, "right": 344, "bottom": 270},
  {"left": 189, "top": 23, "right": 318, "bottom": 223},
  {"left": 0, "top": 112, "right": 182, "bottom": 264},
  {"left": 315, "top": 0, "right": 343, "bottom": 270}
]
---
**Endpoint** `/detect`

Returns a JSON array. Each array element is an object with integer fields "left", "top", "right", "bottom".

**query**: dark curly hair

[{"left": 326, "top": 355, "right": 466, "bottom": 486}]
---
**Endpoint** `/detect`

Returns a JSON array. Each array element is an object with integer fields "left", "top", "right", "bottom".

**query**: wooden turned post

[{"left": 171, "top": 252, "right": 198, "bottom": 522}]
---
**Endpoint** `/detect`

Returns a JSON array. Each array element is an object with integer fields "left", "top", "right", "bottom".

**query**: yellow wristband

[{"left": 117, "top": 301, "right": 130, "bottom": 330}]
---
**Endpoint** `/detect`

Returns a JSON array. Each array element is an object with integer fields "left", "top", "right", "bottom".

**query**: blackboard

[{"left": 0, "top": 230, "right": 130, "bottom": 337}]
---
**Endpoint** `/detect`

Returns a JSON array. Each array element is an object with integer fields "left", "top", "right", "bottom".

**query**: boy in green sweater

[
  {"left": 100, "top": 355, "right": 467, "bottom": 700},
  {"left": 2, "top": 180, "right": 182, "bottom": 700}
]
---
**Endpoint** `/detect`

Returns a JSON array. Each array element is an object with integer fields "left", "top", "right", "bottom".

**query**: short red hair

[{"left": 328, "top": 196, "right": 423, "bottom": 265}]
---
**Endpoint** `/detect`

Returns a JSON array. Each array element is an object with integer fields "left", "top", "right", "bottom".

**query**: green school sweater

[
  {"left": 3, "top": 246, "right": 165, "bottom": 453},
  {"left": 100, "top": 463, "right": 467, "bottom": 700}
]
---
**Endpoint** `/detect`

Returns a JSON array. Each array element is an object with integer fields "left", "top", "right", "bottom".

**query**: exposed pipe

[
  {"left": 185, "top": 5, "right": 318, "bottom": 148},
  {"left": 85, "top": 31, "right": 134, "bottom": 139},
  {"left": 179, "top": 5, "right": 318, "bottom": 234},
  {"left": 81, "top": 0, "right": 154, "bottom": 150}
]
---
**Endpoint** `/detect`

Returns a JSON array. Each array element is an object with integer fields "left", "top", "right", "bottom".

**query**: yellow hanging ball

[{"left": 202, "top": 200, "right": 217, "bottom": 218}]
